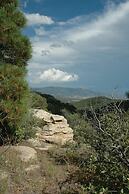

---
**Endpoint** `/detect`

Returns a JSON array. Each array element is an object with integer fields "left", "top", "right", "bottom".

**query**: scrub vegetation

[{"left": 1, "top": 0, "right": 129, "bottom": 193}]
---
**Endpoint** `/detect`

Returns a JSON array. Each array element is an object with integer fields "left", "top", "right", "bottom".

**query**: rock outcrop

[
  {"left": 0, "top": 170, "right": 9, "bottom": 181},
  {"left": 13, "top": 146, "right": 38, "bottom": 162},
  {"left": 32, "top": 109, "right": 74, "bottom": 145}
]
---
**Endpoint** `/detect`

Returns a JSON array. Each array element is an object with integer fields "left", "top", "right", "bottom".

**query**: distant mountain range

[{"left": 32, "top": 87, "right": 100, "bottom": 102}]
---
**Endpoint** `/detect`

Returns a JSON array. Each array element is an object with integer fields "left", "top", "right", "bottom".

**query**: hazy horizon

[{"left": 32, "top": 85, "right": 128, "bottom": 98}]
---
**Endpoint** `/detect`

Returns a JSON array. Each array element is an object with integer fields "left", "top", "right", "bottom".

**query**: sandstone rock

[
  {"left": 32, "top": 109, "right": 74, "bottom": 145},
  {"left": 0, "top": 170, "right": 9, "bottom": 181},
  {"left": 12, "top": 146, "right": 37, "bottom": 162},
  {"left": 50, "top": 114, "right": 67, "bottom": 124},
  {"left": 35, "top": 144, "right": 54, "bottom": 151},
  {"left": 27, "top": 138, "right": 54, "bottom": 150},
  {"left": 27, "top": 138, "right": 42, "bottom": 147},
  {"left": 39, "top": 133, "right": 74, "bottom": 145},
  {"left": 25, "top": 164, "right": 40, "bottom": 173},
  {"left": 43, "top": 123, "right": 72, "bottom": 134},
  {"left": 32, "top": 109, "right": 52, "bottom": 123}
]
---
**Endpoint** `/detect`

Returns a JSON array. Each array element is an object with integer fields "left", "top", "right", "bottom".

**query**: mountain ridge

[{"left": 32, "top": 86, "right": 100, "bottom": 102}]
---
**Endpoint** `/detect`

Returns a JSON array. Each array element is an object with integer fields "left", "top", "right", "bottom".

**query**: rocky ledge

[{"left": 32, "top": 109, "right": 74, "bottom": 145}]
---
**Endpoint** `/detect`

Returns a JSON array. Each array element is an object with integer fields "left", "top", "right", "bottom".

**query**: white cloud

[
  {"left": 66, "top": 1, "right": 129, "bottom": 42},
  {"left": 25, "top": 13, "right": 54, "bottom": 26},
  {"left": 28, "top": 1, "right": 129, "bottom": 90},
  {"left": 34, "top": 26, "right": 47, "bottom": 36},
  {"left": 30, "top": 1, "right": 129, "bottom": 62},
  {"left": 38, "top": 68, "right": 79, "bottom": 82}
]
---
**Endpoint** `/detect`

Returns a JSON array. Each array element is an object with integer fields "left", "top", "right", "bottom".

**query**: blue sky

[{"left": 21, "top": 0, "right": 129, "bottom": 95}]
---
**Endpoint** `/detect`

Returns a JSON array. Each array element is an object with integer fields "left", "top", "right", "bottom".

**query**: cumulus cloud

[
  {"left": 38, "top": 68, "right": 79, "bottom": 82},
  {"left": 28, "top": 1, "right": 129, "bottom": 91},
  {"left": 25, "top": 13, "right": 54, "bottom": 26}
]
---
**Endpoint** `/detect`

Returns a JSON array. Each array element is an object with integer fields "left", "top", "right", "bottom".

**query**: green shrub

[
  {"left": 30, "top": 92, "right": 48, "bottom": 110},
  {"left": 0, "top": 0, "right": 31, "bottom": 143},
  {"left": 52, "top": 110, "right": 129, "bottom": 193},
  {"left": 17, "top": 112, "right": 46, "bottom": 140}
]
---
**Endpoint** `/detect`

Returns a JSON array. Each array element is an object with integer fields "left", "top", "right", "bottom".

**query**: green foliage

[
  {"left": 23, "top": 110, "right": 48, "bottom": 140},
  {"left": 53, "top": 108, "right": 129, "bottom": 193},
  {"left": 49, "top": 143, "right": 96, "bottom": 166},
  {"left": 49, "top": 144, "right": 97, "bottom": 194},
  {"left": 0, "top": 0, "right": 31, "bottom": 66},
  {"left": 72, "top": 96, "right": 114, "bottom": 110},
  {"left": 0, "top": 0, "right": 18, "bottom": 7},
  {"left": 0, "top": 0, "right": 32, "bottom": 143},
  {"left": 33, "top": 92, "right": 77, "bottom": 115},
  {"left": 30, "top": 92, "right": 48, "bottom": 111},
  {"left": 0, "top": 64, "right": 29, "bottom": 139},
  {"left": 63, "top": 111, "right": 96, "bottom": 144}
]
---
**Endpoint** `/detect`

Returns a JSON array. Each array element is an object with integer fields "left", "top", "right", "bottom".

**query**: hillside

[
  {"left": 1, "top": 92, "right": 129, "bottom": 194},
  {"left": 73, "top": 96, "right": 129, "bottom": 111},
  {"left": 33, "top": 87, "right": 100, "bottom": 102},
  {"left": 72, "top": 96, "right": 115, "bottom": 110},
  {"left": 33, "top": 92, "right": 77, "bottom": 115}
]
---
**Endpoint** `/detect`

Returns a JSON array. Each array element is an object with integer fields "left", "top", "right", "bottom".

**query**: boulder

[
  {"left": 38, "top": 133, "right": 74, "bottom": 145},
  {"left": 43, "top": 123, "right": 73, "bottom": 135},
  {"left": 32, "top": 109, "right": 52, "bottom": 123},
  {"left": 27, "top": 138, "right": 42, "bottom": 147},
  {"left": 50, "top": 114, "right": 67, "bottom": 124},
  {"left": 25, "top": 164, "right": 40, "bottom": 173},
  {"left": 32, "top": 109, "right": 74, "bottom": 145},
  {"left": 12, "top": 146, "right": 37, "bottom": 162},
  {"left": 0, "top": 170, "right": 9, "bottom": 181}
]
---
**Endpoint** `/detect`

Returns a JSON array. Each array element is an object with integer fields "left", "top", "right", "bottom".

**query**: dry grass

[
  {"left": 37, "top": 150, "right": 67, "bottom": 194},
  {"left": 0, "top": 146, "right": 42, "bottom": 194},
  {"left": 0, "top": 145, "right": 68, "bottom": 194}
]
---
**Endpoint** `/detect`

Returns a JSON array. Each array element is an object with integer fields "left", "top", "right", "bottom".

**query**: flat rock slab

[
  {"left": 43, "top": 123, "right": 73, "bottom": 134},
  {"left": 25, "top": 164, "right": 40, "bottom": 172},
  {"left": 0, "top": 170, "right": 9, "bottom": 181},
  {"left": 12, "top": 146, "right": 37, "bottom": 162},
  {"left": 27, "top": 138, "right": 42, "bottom": 147},
  {"left": 37, "top": 133, "right": 74, "bottom": 145},
  {"left": 32, "top": 109, "right": 67, "bottom": 124},
  {"left": 32, "top": 109, "right": 53, "bottom": 123},
  {"left": 50, "top": 114, "right": 67, "bottom": 123},
  {"left": 35, "top": 144, "right": 54, "bottom": 151}
]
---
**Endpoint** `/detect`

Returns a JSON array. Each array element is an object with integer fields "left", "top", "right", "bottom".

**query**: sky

[{"left": 20, "top": 0, "right": 129, "bottom": 95}]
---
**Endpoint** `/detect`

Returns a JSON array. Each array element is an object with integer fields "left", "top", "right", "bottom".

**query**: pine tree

[{"left": 0, "top": 0, "right": 32, "bottom": 143}]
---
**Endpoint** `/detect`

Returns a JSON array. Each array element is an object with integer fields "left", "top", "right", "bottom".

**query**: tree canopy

[{"left": 0, "top": 0, "right": 32, "bottom": 143}]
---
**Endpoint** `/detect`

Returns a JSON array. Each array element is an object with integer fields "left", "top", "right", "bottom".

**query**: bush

[
  {"left": 15, "top": 111, "right": 46, "bottom": 141},
  {"left": 63, "top": 112, "right": 95, "bottom": 144},
  {"left": 0, "top": 0, "right": 31, "bottom": 143},
  {"left": 52, "top": 109, "right": 129, "bottom": 193},
  {"left": 30, "top": 92, "right": 48, "bottom": 110},
  {"left": 0, "top": 65, "right": 30, "bottom": 143}
]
